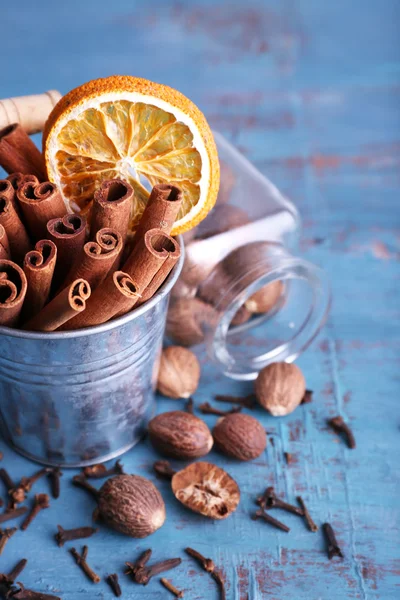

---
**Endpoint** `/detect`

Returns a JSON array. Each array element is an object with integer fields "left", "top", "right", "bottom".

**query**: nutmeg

[
  {"left": 230, "top": 305, "right": 252, "bottom": 327},
  {"left": 97, "top": 474, "right": 166, "bottom": 538},
  {"left": 213, "top": 413, "right": 267, "bottom": 461},
  {"left": 171, "top": 461, "right": 240, "bottom": 519},
  {"left": 245, "top": 281, "right": 283, "bottom": 314},
  {"left": 157, "top": 346, "right": 201, "bottom": 399},
  {"left": 255, "top": 362, "right": 306, "bottom": 416},
  {"left": 148, "top": 411, "right": 213, "bottom": 459},
  {"left": 166, "top": 297, "right": 217, "bottom": 347}
]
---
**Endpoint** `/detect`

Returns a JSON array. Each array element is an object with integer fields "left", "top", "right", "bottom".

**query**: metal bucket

[{"left": 0, "top": 239, "right": 184, "bottom": 467}]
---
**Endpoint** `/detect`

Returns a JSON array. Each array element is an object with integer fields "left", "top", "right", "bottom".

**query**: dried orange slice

[{"left": 43, "top": 76, "right": 220, "bottom": 234}]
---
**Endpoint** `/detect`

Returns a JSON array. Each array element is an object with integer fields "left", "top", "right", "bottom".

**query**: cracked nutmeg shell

[
  {"left": 148, "top": 411, "right": 213, "bottom": 460},
  {"left": 157, "top": 346, "right": 201, "bottom": 399},
  {"left": 98, "top": 474, "right": 166, "bottom": 537},
  {"left": 213, "top": 413, "right": 267, "bottom": 461},
  {"left": 255, "top": 362, "right": 306, "bottom": 416},
  {"left": 171, "top": 461, "right": 240, "bottom": 519}
]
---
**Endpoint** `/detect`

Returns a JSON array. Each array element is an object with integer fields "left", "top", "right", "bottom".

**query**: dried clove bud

[
  {"left": 55, "top": 524, "right": 98, "bottom": 547},
  {"left": 21, "top": 494, "right": 50, "bottom": 530},
  {"left": 161, "top": 577, "right": 184, "bottom": 597},
  {"left": 301, "top": 389, "right": 313, "bottom": 404},
  {"left": 46, "top": 468, "right": 62, "bottom": 499},
  {"left": 83, "top": 460, "right": 124, "bottom": 479},
  {"left": 9, "top": 583, "right": 61, "bottom": 599},
  {"left": 214, "top": 394, "right": 256, "bottom": 409},
  {"left": 322, "top": 523, "right": 343, "bottom": 559},
  {"left": 4, "top": 558, "right": 27, "bottom": 583},
  {"left": 106, "top": 573, "right": 122, "bottom": 597},
  {"left": 134, "top": 558, "right": 182, "bottom": 585},
  {"left": 0, "top": 506, "right": 28, "bottom": 524},
  {"left": 70, "top": 545, "right": 100, "bottom": 583},
  {"left": 125, "top": 548, "right": 152, "bottom": 580},
  {"left": 185, "top": 547, "right": 226, "bottom": 600},
  {"left": 199, "top": 402, "right": 242, "bottom": 416},
  {"left": 327, "top": 416, "right": 356, "bottom": 449},
  {"left": 252, "top": 508, "right": 290, "bottom": 532},
  {"left": 296, "top": 496, "right": 318, "bottom": 532},
  {"left": 0, "top": 527, "right": 17, "bottom": 555}
]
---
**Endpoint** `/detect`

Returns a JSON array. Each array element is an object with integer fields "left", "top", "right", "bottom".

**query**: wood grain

[{"left": 0, "top": 0, "right": 398, "bottom": 598}]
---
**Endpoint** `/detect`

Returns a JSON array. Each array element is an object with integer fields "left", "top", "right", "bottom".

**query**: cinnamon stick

[
  {"left": 61, "top": 271, "right": 140, "bottom": 330},
  {"left": 46, "top": 214, "right": 86, "bottom": 284},
  {"left": 89, "top": 179, "right": 133, "bottom": 244},
  {"left": 0, "top": 124, "right": 46, "bottom": 180},
  {"left": 62, "top": 228, "right": 123, "bottom": 291},
  {"left": 134, "top": 184, "right": 182, "bottom": 240},
  {"left": 24, "top": 278, "right": 91, "bottom": 332},
  {"left": 123, "top": 228, "right": 180, "bottom": 303},
  {"left": 0, "top": 191, "right": 31, "bottom": 264},
  {"left": 0, "top": 90, "right": 62, "bottom": 134},
  {"left": 0, "top": 260, "right": 28, "bottom": 327},
  {"left": 17, "top": 181, "right": 67, "bottom": 240},
  {"left": 7, "top": 173, "right": 39, "bottom": 192},
  {"left": 21, "top": 240, "right": 57, "bottom": 321},
  {"left": 0, "top": 225, "right": 10, "bottom": 259}
]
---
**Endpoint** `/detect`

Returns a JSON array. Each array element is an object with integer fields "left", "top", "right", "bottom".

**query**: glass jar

[{"left": 167, "top": 132, "right": 331, "bottom": 380}]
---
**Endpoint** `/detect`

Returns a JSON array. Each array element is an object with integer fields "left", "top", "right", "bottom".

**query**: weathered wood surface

[{"left": 0, "top": 0, "right": 399, "bottom": 598}]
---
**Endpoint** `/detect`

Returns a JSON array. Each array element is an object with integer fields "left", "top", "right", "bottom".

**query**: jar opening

[{"left": 207, "top": 259, "right": 331, "bottom": 380}]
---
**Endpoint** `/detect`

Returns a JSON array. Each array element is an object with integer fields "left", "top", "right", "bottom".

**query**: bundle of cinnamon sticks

[{"left": 0, "top": 123, "right": 182, "bottom": 332}]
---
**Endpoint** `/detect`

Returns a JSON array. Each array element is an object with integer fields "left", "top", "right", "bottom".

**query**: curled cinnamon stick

[
  {"left": 46, "top": 214, "right": 86, "bottom": 282},
  {"left": 123, "top": 228, "right": 180, "bottom": 303},
  {"left": 22, "top": 240, "right": 57, "bottom": 321},
  {"left": 17, "top": 181, "right": 67, "bottom": 240},
  {"left": 7, "top": 172, "right": 39, "bottom": 192},
  {"left": 89, "top": 179, "right": 133, "bottom": 244},
  {"left": 0, "top": 90, "right": 62, "bottom": 134},
  {"left": 0, "top": 124, "right": 46, "bottom": 180},
  {"left": 0, "top": 192, "right": 31, "bottom": 264},
  {"left": 134, "top": 184, "right": 182, "bottom": 240},
  {"left": 62, "top": 228, "right": 123, "bottom": 291},
  {"left": 0, "top": 260, "right": 27, "bottom": 327},
  {"left": 61, "top": 271, "right": 140, "bottom": 330},
  {"left": 24, "top": 278, "right": 91, "bottom": 332},
  {"left": 0, "top": 225, "right": 10, "bottom": 259}
]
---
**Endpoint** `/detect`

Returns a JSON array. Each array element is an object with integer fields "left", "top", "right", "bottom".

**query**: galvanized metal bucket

[{"left": 0, "top": 240, "right": 184, "bottom": 467}]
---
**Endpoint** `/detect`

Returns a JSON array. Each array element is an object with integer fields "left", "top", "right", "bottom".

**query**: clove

[
  {"left": 70, "top": 545, "right": 100, "bottom": 583},
  {"left": 106, "top": 573, "right": 122, "bottom": 597},
  {"left": 134, "top": 558, "right": 182, "bottom": 586},
  {"left": 5, "top": 558, "right": 28, "bottom": 583},
  {"left": 214, "top": 393, "right": 256, "bottom": 409},
  {"left": 72, "top": 475, "right": 100, "bottom": 499},
  {"left": 0, "top": 507, "right": 28, "bottom": 524},
  {"left": 9, "top": 583, "right": 61, "bottom": 599},
  {"left": 153, "top": 461, "right": 176, "bottom": 480},
  {"left": 125, "top": 548, "right": 152, "bottom": 580},
  {"left": 301, "top": 389, "right": 313, "bottom": 404},
  {"left": 284, "top": 452, "right": 292, "bottom": 464},
  {"left": 46, "top": 468, "right": 62, "bottom": 499},
  {"left": 264, "top": 494, "right": 304, "bottom": 517},
  {"left": 322, "top": 523, "right": 344, "bottom": 559},
  {"left": 21, "top": 494, "right": 50, "bottom": 531},
  {"left": 256, "top": 486, "right": 275, "bottom": 509},
  {"left": 198, "top": 402, "right": 242, "bottom": 416},
  {"left": 161, "top": 577, "right": 184, "bottom": 598},
  {"left": 83, "top": 460, "right": 124, "bottom": 479},
  {"left": 19, "top": 468, "right": 48, "bottom": 493},
  {"left": 0, "top": 527, "right": 17, "bottom": 555},
  {"left": 296, "top": 496, "right": 318, "bottom": 532},
  {"left": 185, "top": 547, "right": 226, "bottom": 600},
  {"left": 328, "top": 416, "right": 356, "bottom": 449},
  {"left": 55, "top": 524, "right": 98, "bottom": 547},
  {"left": 186, "top": 397, "right": 194, "bottom": 414},
  {"left": 252, "top": 508, "right": 290, "bottom": 532}
]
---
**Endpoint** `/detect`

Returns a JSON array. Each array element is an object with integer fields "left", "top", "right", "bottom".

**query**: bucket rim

[{"left": 0, "top": 235, "right": 184, "bottom": 340}]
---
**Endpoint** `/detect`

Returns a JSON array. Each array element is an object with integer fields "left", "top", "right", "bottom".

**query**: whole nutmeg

[
  {"left": 97, "top": 474, "right": 166, "bottom": 538},
  {"left": 171, "top": 461, "right": 240, "bottom": 519},
  {"left": 166, "top": 298, "right": 218, "bottom": 347},
  {"left": 231, "top": 305, "right": 252, "bottom": 327},
  {"left": 213, "top": 413, "right": 267, "bottom": 461},
  {"left": 148, "top": 411, "right": 213, "bottom": 459},
  {"left": 245, "top": 281, "right": 283, "bottom": 314},
  {"left": 157, "top": 346, "right": 200, "bottom": 399},
  {"left": 255, "top": 362, "right": 306, "bottom": 416}
]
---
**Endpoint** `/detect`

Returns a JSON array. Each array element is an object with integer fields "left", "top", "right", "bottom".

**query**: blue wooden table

[{"left": 1, "top": 1, "right": 399, "bottom": 598}]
